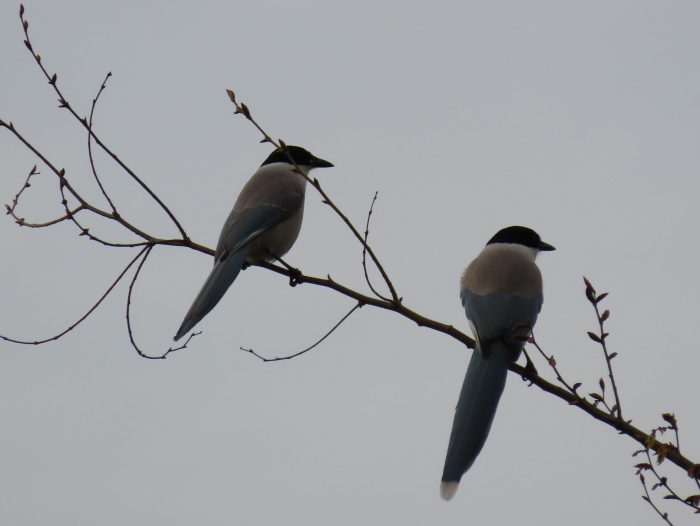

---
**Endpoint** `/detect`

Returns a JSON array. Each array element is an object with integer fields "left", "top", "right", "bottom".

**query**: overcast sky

[{"left": 2, "top": 1, "right": 699, "bottom": 525}]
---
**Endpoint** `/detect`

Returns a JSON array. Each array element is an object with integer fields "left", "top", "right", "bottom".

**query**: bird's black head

[
  {"left": 487, "top": 226, "right": 555, "bottom": 251},
  {"left": 261, "top": 145, "right": 334, "bottom": 169}
]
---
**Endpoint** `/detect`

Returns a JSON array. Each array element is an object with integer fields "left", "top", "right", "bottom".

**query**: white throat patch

[{"left": 483, "top": 242, "right": 539, "bottom": 261}]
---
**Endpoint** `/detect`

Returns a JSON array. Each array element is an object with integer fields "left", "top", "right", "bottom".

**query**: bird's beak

[
  {"left": 312, "top": 156, "right": 334, "bottom": 168},
  {"left": 538, "top": 241, "right": 556, "bottom": 251}
]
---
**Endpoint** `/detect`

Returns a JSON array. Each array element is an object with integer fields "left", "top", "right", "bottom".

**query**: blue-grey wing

[
  {"left": 215, "top": 196, "right": 301, "bottom": 262},
  {"left": 461, "top": 289, "right": 543, "bottom": 352}
]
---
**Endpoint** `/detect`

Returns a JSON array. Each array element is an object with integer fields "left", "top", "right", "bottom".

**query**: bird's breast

[
  {"left": 461, "top": 245, "right": 543, "bottom": 297},
  {"left": 247, "top": 203, "right": 305, "bottom": 262}
]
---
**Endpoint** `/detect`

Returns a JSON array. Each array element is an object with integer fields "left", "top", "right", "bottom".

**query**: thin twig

[
  {"left": 639, "top": 473, "right": 674, "bottom": 526},
  {"left": 0, "top": 246, "right": 149, "bottom": 345},
  {"left": 4, "top": 164, "right": 81, "bottom": 228},
  {"left": 87, "top": 71, "right": 117, "bottom": 213},
  {"left": 584, "top": 277, "right": 623, "bottom": 419},
  {"left": 636, "top": 416, "right": 700, "bottom": 515},
  {"left": 225, "top": 90, "right": 400, "bottom": 303},
  {"left": 19, "top": 7, "right": 188, "bottom": 240},
  {"left": 1, "top": 120, "right": 168, "bottom": 247},
  {"left": 241, "top": 302, "right": 362, "bottom": 362},
  {"left": 5, "top": 164, "right": 36, "bottom": 217},
  {"left": 361, "top": 191, "right": 391, "bottom": 301},
  {"left": 646, "top": 446, "right": 700, "bottom": 513},
  {"left": 124, "top": 244, "right": 200, "bottom": 358},
  {"left": 530, "top": 334, "right": 581, "bottom": 399}
]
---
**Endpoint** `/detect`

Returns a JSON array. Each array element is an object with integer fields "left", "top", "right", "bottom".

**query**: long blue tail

[
  {"left": 440, "top": 342, "right": 510, "bottom": 500},
  {"left": 174, "top": 247, "right": 251, "bottom": 341}
]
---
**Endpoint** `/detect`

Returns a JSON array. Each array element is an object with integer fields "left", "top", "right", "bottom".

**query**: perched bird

[
  {"left": 441, "top": 226, "right": 555, "bottom": 500},
  {"left": 174, "top": 145, "right": 333, "bottom": 341}
]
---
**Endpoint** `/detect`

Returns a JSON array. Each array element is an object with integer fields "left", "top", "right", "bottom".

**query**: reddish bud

[
  {"left": 662, "top": 413, "right": 677, "bottom": 429},
  {"left": 684, "top": 494, "right": 700, "bottom": 506},
  {"left": 589, "top": 392, "right": 604, "bottom": 402},
  {"left": 587, "top": 331, "right": 602, "bottom": 343}
]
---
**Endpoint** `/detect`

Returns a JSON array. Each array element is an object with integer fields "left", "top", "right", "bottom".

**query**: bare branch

[
  {"left": 361, "top": 191, "right": 391, "bottom": 301},
  {"left": 1, "top": 120, "right": 156, "bottom": 245},
  {"left": 529, "top": 334, "right": 582, "bottom": 399},
  {"left": 124, "top": 244, "right": 200, "bottom": 359},
  {"left": 224, "top": 92, "right": 401, "bottom": 304},
  {"left": 635, "top": 416, "right": 700, "bottom": 516},
  {"left": 584, "top": 276, "right": 623, "bottom": 419},
  {"left": 87, "top": 71, "right": 118, "bottom": 214},
  {"left": 3, "top": 14, "right": 699, "bottom": 516},
  {"left": 4, "top": 164, "right": 81, "bottom": 228},
  {"left": 0, "top": 246, "right": 149, "bottom": 345},
  {"left": 18, "top": 6, "right": 189, "bottom": 240},
  {"left": 639, "top": 473, "right": 675, "bottom": 526},
  {"left": 241, "top": 302, "right": 362, "bottom": 362}
]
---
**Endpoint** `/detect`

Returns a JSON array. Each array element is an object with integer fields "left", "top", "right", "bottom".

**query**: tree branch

[
  {"left": 0, "top": 246, "right": 149, "bottom": 345},
  {"left": 2, "top": 9, "right": 698, "bottom": 522},
  {"left": 241, "top": 302, "right": 362, "bottom": 362},
  {"left": 19, "top": 7, "right": 188, "bottom": 240}
]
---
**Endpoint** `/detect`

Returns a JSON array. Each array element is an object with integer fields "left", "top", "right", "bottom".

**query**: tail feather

[
  {"left": 440, "top": 342, "right": 510, "bottom": 499},
  {"left": 174, "top": 248, "right": 251, "bottom": 341}
]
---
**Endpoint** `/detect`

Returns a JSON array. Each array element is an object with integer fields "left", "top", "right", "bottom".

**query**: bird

[
  {"left": 440, "top": 225, "right": 555, "bottom": 501},
  {"left": 174, "top": 145, "right": 333, "bottom": 341}
]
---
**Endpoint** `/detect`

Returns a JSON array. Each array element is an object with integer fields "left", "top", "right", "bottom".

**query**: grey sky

[{"left": 2, "top": 1, "right": 699, "bottom": 525}]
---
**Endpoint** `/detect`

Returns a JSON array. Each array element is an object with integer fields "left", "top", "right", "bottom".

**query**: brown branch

[
  {"left": 0, "top": 246, "right": 149, "bottom": 345},
  {"left": 530, "top": 334, "right": 582, "bottom": 398},
  {"left": 224, "top": 90, "right": 400, "bottom": 304},
  {"left": 19, "top": 6, "right": 188, "bottom": 240},
  {"left": 4, "top": 11, "right": 699, "bottom": 494},
  {"left": 249, "top": 263, "right": 700, "bottom": 479},
  {"left": 87, "top": 71, "right": 117, "bottom": 214},
  {"left": 252, "top": 260, "right": 469, "bottom": 346},
  {"left": 584, "top": 276, "right": 623, "bottom": 419},
  {"left": 639, "top": 473, "right": 674, "bottom": 526},
  {"left": 308, "top": 174, "right": 400, "bottom": 303},
  {"left": 6, "top": 100, "right": 699, "bottom": 487},
  {"left": 635, "top": 416, "right": 700, "bottom": 516},
  {"left": 4, "top": 163, "right": 81, "bottom": 228},
  {"left": 124, "top": 244, "right": 200, "bottom": 359},
  {"left": 241, "top": 302, "right": 362, "bottom": 362},
  {"left": 1, "top": 121, "right": 134, "bottom": 233},
  {"left": 644, "top": 449, "right": 689, "bottom": 511},
  {"left": 361, "top": 191, "right": 391, "bottom": 301}
]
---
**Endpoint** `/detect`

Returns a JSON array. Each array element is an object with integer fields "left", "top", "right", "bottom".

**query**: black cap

[
  {"left": 487, "top": 226, "right": 555, "bottom": 251},
  {"left": 261, "top": 145, "right": 333, "bottom": 168}
]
